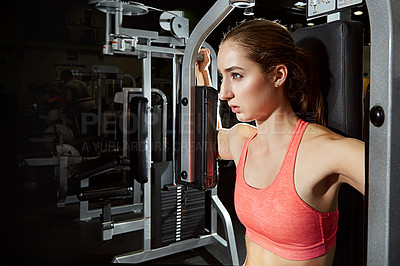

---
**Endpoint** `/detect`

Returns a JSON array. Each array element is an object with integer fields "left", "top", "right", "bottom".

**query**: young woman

[{"left": 197, "top": 19, "right": 365, "bottom": 265}]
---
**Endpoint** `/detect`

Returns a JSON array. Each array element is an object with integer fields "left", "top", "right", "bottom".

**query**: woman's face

[{"left": 217, "top": 40, "right": 281, "bottom": 122}]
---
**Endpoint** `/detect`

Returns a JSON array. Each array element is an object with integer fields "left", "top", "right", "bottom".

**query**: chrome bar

[{"left": 142, "top": 52, "right": 152, "bottom": 252}]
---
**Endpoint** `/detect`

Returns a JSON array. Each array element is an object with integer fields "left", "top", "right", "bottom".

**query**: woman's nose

[{"left": 219, "top": 81, "right": 234, "bottom": 101}]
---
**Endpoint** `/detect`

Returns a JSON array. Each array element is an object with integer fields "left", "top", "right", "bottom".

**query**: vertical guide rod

[
  {"left": 172, "top": 54, "right": 179, "bottom": 184},
  {"left": 142, "top": 50, "right": 152, "bottom": 251}
]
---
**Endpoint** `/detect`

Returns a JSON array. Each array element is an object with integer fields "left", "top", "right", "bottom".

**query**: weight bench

[{"left": 77, "top": 176, "right": 134, "bottom": 241}]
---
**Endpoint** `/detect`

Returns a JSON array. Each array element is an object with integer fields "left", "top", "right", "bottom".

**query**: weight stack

[{"left": 151, "top": 183, "right": 206, "bottom": 248}]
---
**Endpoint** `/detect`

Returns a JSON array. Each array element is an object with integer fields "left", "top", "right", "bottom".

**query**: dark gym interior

[{"left": 1, "top": 0, "right": 372, "bottom": 264}]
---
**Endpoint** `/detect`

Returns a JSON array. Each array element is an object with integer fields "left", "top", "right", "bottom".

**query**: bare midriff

[{"left": 244, "top": 236, "right": 336, "bottom": 266}]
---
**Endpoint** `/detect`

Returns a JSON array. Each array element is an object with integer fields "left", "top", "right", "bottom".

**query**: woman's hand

[
  {"left": 196, "top": 48, "right": 212, "bottom": 86},
  {"left": 198, "top": 48, "right": 210, "bottom": 73}
]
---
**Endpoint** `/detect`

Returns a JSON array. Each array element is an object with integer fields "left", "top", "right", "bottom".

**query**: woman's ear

[{"left": 273, "top": 64, "right": 288, "bottom": 87}]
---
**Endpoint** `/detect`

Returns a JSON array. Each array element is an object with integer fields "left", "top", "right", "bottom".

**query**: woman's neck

[{"left": 255, "top": 105, "right": 299, "bottom": 149}]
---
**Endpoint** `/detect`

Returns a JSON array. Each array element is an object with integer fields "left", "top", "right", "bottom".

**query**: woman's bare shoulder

[
  {"left": 228, "top": 123, "right": 257, "bottom": 159},
  {"left": 300, "top": 123, "right": 349, "bottom": 161},
  {"left": 304, "top": 122, "right": 364, "bottom": 149},
  {"left": 231, "top": 122, "right": 257, "bottom": 137},
  {"left": 217, "top": 122, "right": 257, "bottom": 160},
  {"left": 231, "top": 123, "right": 257, "bottom": 143},
  {"left": 303, "top": 123, "right": 344, "bottom": 143},
  {"left": 302, "top": 123, "right": 365, "bottom": 194}
]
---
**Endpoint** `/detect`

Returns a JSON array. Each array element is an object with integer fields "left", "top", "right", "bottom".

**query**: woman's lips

[{"left": 229, "top": 105, "right": 240, "bottom": 113}]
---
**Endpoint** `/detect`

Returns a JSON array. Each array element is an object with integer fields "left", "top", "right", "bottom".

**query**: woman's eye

[{"left": 232, "top": 73, "right": 243, "bottom": 79}]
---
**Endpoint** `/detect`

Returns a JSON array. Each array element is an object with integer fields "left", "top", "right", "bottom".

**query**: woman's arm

[
  {"left": 196, "top": 48, "right": 212, "bottom": 86},
  {"left": 218, "top": 128, "right": 233, "bottom": 160},
  {"left": 218, "top": 123, "right": 257, "bottom": 161},
  {"left": 326, "top": 136, "right": 365, "bottom": 195},
  {"left": 195, "top": 47, "right": 228, "bottom": 157},
  {"left": 194, "top": 48, "right": 257, "bottom": 161},
  {"left": 337, "top": 138, "right": 365, "bottom": 195}
]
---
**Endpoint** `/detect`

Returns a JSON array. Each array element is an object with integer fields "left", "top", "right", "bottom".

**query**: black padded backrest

[
  {"left": 293, "top": 21, "right": 364, "bottom": 139},
  {"left": 293, "top": 21, "right": 364, "bottom": 266},
  {"left": 129, "top": 96, "right": 149, "bottom": 184}
]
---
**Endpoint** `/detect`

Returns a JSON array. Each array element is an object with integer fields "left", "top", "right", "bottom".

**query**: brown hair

[{"left": 221, "top": 19, "right": 325, "bottom": 125}]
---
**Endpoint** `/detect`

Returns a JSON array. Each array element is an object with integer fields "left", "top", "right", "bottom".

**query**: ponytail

[{"left": 287, "top": 47, "right": 326, "bottom": 125}]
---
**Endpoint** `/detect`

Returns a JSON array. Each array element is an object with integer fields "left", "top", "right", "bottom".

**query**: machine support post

[
  {"left": 142, "top": 51, "right": 152, "bottom": 251},
  {"left": 180, "top": 0, "right": 234, "bottom": 183},
  {"left": 365, "top": 0, "right": 400, "bottom": 264},
  {"left": 87, "top": 1, "right": 246, "bottom": 263},
  {"left": 211, "top": 188, "right": 239, "bottom": 265}
]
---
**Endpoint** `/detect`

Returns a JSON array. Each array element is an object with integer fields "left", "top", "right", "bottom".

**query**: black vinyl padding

[
  {"left": 69, "top": 154, "right": 119, "bottom": 181},
  {"left": 78, "top": 186, "right": 132, "bottom": 201},
  {"left": 129, "top": 96, "right": 149, "bottom": 184},
  {"left": 293, "top": 21, "right": 364, "bottom": 138},
  {"left": 293, "top": 21, "right": 365, "bottom": 266}
]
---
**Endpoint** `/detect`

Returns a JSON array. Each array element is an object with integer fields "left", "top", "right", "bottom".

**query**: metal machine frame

[
  {"left": 308, "top": 0, "right": 400, "bottom": 264},
  {"left": 305, "top": 0, "right": 400, "bottom": 264},
  {"left": 88, "top": 0, "right": 400, "bottom": 264},
  {"left": 89, "top": 1, "right": 242, "bottom": 263},
  {"left": 109, "top": 39, "right": 239, "bottom": 266},
  {"left": 179, "top": 0, "right": 255, "bottom": 184},
  {"left": 364, "top": 0, "right": 400, "bottom": 264}
]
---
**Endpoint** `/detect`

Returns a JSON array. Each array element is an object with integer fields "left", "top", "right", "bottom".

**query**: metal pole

[
  {"left": 365, "top": 0, "right": 400, "bottom": 264},
  {"left": 172, "top": 54, "right": 179, "bottom": 184},
  {"left": 142, "top": 50, "right": 152, "bottom": 252}
]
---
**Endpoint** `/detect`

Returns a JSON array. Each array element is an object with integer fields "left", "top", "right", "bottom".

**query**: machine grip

[{"left": 130, "top": 96, "right": 149, "bottom": 183}]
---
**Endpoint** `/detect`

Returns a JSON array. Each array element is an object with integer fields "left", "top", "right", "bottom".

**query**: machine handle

[{"left": 196, "top": 53, "right": 204, "bottom": 62}]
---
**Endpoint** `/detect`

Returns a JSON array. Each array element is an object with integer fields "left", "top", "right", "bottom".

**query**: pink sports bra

[{"left": 234, "top": 119, "right": 339, "bottom": 261}]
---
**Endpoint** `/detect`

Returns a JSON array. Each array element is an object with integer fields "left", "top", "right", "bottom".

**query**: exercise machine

[
  {"left": 82, "top": 0, "right": 400, "bottom": 264},
  {"left": 301, "top": 0, "right": 400, "bottom": 264},
  {"left": 363, "top": 0, "right": 400, "bottom": 264},
  {"left": 77, "top": 0, "right": 255, "bottom": 264}
]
